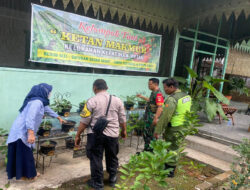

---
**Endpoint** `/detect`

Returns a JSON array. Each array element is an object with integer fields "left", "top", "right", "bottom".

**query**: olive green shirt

[{"left": 154, "top": 89, "right": 182, "bottom": 134}]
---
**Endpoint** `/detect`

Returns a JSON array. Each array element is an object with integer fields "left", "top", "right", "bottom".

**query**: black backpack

[{"left": 92, "top": 95, "right": 112, "bottom": 135}]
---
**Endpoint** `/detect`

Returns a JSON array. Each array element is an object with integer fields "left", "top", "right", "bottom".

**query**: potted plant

[
  {"left": 127, "top": 114, "right": 144, "bottom": 136},
  {"left": 134, "top": 118, "right": 145, "bottom": 136},
  {"left": 123, "top": 95, "right": 137, "bottom": 110},
  {"left": 78, "top": 100, "right": 86, "bottom": 113},
  {"left": 125, "top": 113, "right": 140, "bottom": 136},
  {"left": 61, "top": 120, "right": 76, "bottom": 132},
  {"left": 51, "top": 92, "right": 72, "bottom": 117},
  {"left": 225, "top": 77, "right": 249, "bottom": 100},
  {"left": 40, "top": 140, "right": 57, "bottom": 156},
  {"left": 65, "top": 131, "right": 77, "bottom": 149},
  {"left": 37, "top": 120, "right": 52, "bottom": 137},
  {"left": 129, "top": 113, "right": 140, "bottom": 124},
  {"left": 137, "top": 99, "right": 147, "bottom": 109},
  {"left": 135, "top": 91, "right": 147, "bottom": 109}
]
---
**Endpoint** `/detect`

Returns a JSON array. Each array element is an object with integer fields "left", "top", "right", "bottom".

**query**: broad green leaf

[
  {"left": 216, "top": 103, "right": 228, "bottom": 120},
  {"left": 135, "top": 174, "right": 144, "bottom": 181},
  {"left": 120, "top": 175, "right": 127, "bottom": 180},
  {"left": 119, "top": 169, "right": 129, "bottom": 175},
  {"left": 211, "top": 78, "right": 229, "bottom": 84},
  {"left": 159, "top": 181, "right": 168, "bottom": 187},
  {"left": 174, "top": 76, "right": 187, "bottom": 84},
  {"left": 115, "top": 184, "right": 121, "bottom": 188},
  {"left": 204, "top": 99, "right": 217, "bottom": 121},
  {"left": 133, "top": 181, "right": 141, "bottom": 188},
  {"left": 203, "top": 81, "right": 229, "bottom": 104},
  {"left": 205, "top": 99, "right": 227, "bottom": 121},
  {"left": 143, "top": 185, "right": 150, "bottom": 190},
  {"left": 204, "top": 75, "right": 212, "bottom": 82},
  {"left": 185, "top": 66, "right": 198, "bottom": 78}
]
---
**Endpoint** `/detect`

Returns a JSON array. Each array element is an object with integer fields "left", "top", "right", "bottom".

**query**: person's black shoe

[
  {"left": 87, "top": 179, "right": 104, "bottom": 190},
  {"left": 109, "top": 175, "right": 117, "bottom": 187},
  {"left": 167, "top": 169, "right": 175, "bottom": 178},
  {"left": 87, "top": 179, "right": 95, "bottom": 188},
  {"left": 164, "top": 164, "right": 176, "bottom": 178}
]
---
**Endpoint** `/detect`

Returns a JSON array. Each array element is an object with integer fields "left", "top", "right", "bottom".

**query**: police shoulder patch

[{"left": 80, "top": 104, "right": 91, "bottom": 118}]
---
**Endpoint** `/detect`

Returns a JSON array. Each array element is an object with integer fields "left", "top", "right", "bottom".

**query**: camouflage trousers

[{"left": 143, "top": 112, "right": 155, "bottom": 151}]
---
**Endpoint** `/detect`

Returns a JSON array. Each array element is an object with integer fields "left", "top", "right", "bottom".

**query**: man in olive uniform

[
  {"left": 154, "top": 78, "right": 191, "bottom": 177},
  {"left": 137, "top": 78, "right": 164, "bottom": 151}
]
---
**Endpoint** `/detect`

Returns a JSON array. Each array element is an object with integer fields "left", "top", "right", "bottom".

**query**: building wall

[
  {"left": 227, "top": 49, "right": 250, "bottom": 77},
  {"left": 0, "top": 4, "right": 173, "bottom": 131},
  {"left": 0, "top": 67, "right": 166, "bottom": 131}
]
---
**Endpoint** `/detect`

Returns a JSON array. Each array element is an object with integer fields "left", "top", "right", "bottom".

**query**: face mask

[{"left": 48, "top": 92, "right": 52, "bottom": 99}]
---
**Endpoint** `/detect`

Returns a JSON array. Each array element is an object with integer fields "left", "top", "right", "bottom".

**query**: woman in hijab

[{"left": 6, "top": 83, "right": 65, "bottom": 180}]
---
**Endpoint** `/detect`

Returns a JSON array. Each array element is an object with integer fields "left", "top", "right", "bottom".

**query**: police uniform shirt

[{"left": 80, "top": 91, "right": 126, "bottom": 138}]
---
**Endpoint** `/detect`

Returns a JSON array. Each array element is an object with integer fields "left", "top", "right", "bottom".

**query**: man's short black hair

[
  {"left": 149, "top": 78, "right": 159, "bottom": 85},
  {"left": 93, "top": 79, "right": 108, "bottom": 90},
  {"left": 162, "top": 78, "right": 179, "bottom": 88}
]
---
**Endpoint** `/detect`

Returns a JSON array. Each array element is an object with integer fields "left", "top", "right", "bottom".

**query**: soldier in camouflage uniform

[
  {"left": 154, "top": 78, "right": 191, "bottom": 177},
  {"left": 137, "top": 78, "right": 164, "bottom": 151}
]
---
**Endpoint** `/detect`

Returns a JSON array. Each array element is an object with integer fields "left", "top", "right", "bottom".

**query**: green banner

[{"left": 30, "top": 4, "right": 162, "bottom": 73}]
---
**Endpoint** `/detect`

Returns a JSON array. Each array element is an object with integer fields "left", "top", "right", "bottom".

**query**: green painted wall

[{"left": 0, "top": 67, "right": 166, "bottom": 131}]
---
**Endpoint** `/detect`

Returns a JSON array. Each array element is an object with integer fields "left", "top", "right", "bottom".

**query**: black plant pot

[
  {"left": 135, "top": 128, "right": 143, "bottom": 136},
  {"left": 65, "top": 137, "right": 75, "bottom": 149},
  {"left": 124, "top": 101, "right": 134, "bottom": 110},
  {"left": 58, "top": 107, "right": 72, "bottom": 116},
  {"left": 78, "top": 103, "right": 85, "bottom": 113},
  {"left": 40, "top": 140, "right": 57, "bottom": 155},
  {"left": 37, "top": 127, "right": 51, "bottom": 137},
  {"left": 61, "top": 120, "right": 76, "bottom": 132},
  {"left": 138, "top": 102, "right": 147, "bottom": 109}
]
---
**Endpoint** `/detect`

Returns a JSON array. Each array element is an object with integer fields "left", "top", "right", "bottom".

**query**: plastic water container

[{"left": 227, "top": 120, "right": 232, "bottom": 126}]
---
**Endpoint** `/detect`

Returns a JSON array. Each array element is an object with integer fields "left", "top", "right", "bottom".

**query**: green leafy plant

[
  {"left": 42, "top": 140, "right": 51, "bottom": 146},
  {"left": 126, "top": 124, "right": 137, "bottom": 136},
  {"left": 40, "top": 120, "right": 52, "bottom": 130},
  {"left": 4, "top": 183, "right": 10, "bottom": 189},
  {"left": 0, "top": 128, "right": 8, "bottom": 165},
  {"left": 67, "top": 131, "right": 77, "bottom": 140},
  {"left": 182, "top": 160, "right": 206, "bottom": 171},
  {"left": 227, "top": 77, "right": 249, "bottom": 96},
  {"left": 50, "top": 92, "right": 72, "bottom": 113},
  {"left": 126, "top": 113, "right": 145, "bottom": 136},
  {"left": 229, "top": 138, "right": 250, "bottom": 190},
  {"left": 123, "top": 95, "right": 137, "bottom": 105},
  {"left": 79, "top": 100, "right": 86, "bottom": 107},
  {"left": 175, "top": 66, "right": 229, "bottom": 121},
  {"left": 115, "top": 140, "right": 179, "bottom": 190},
  {"left": 137, "top": 99, "right": 147, "bottom": 108},
  {"left": 129, "top": 113, "right": 140, "bottom": 123},
  {"left": 135, "top": 91, "right": 147, "bottom": 107},
  {"left": 134, "top": 119, "right": 145, "bottom": 136}
]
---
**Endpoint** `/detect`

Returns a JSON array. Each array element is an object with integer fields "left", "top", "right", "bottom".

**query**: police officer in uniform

[
  {"left": 137, "top": 78, "right": 164, "bottom": 151},
  {"left": 154, "top": 78, "right": 191, "bottom": 177},
  {"left": 75, "top": 79, "right": 127, "bottom": 190}
]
